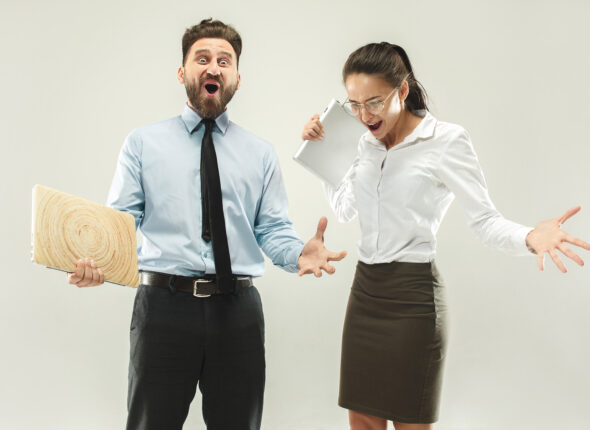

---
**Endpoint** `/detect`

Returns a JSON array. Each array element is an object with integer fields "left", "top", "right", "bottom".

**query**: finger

[
  {"left": 314, "top": 216, "right": 328, "bottom": 241},
  {"left": 84, "top": 258, "right": 95, "bottom": 285},
  {"left": 90, "top": 260, "right": 100, "bottom": 285},
  {"left": 327, "top": 250, "right": 347, "bottom": 261},
  {"left": 321, "top": 263, "right": 336, "bottom": 274},
  {"left": 310, "top": 128, "right": 321, "bottom": 138},
  {"left": 298, "top": 266, "right": 311, "bottom": 277},
  {"left": 537, "top": 253, "right": 544, "bottom": 271},
  {"left": 563, "top": 233, "right": 590, "bottom": 251},
  {"left": 557, "top": 243, "right": 584, "bottom": 266},
  {"left": 304, "top": 128, "right": 322, "bottom": 141},
  {"left": 67, "top": 272, "right": 80, "bottom": 284},
  {"left": 78, "top": 259, "right": 94, "bottom": 287},
  {"left": 549, "top": 249, "right": 567, "bottom": 273},
  {"left": 314, "top": 121, "right": 325, "bottom": 135},
  {"left": 558, "top": 206, "right": 581, "bottom": 224},
  {"left": 314, "top": 121, "right": 324, "bottom": 133},
  {"left": 314, "top": 266, "right": 322, "bottom": 277},
  {"left": 98, "top": 268, "right": 105, "bottom": 284},
  {"left": 74, "top": 258, "right": 85, "bottom": 277},
  {"left": 311, "top": 127, "right": 323, "bottom": 139},
  {"left": 68, "top": 259, "right": 84, "bottom": 284}
]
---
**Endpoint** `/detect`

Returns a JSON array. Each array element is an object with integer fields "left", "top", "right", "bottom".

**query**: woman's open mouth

[
  {"left": 203, "top": 80, "right": 220, "bottom": 97},
  {"left": 367, "top": 121, "right": 382, "bottom": 132}
]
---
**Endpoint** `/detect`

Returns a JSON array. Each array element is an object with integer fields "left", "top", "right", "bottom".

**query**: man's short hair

[{"left": 182, "top": 18, "right": 242, "bottom": 66}]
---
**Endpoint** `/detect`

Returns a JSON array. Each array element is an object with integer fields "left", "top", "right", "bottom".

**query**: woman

[{"left": 301, "top": 42, "right": 590, "bottom": 430}]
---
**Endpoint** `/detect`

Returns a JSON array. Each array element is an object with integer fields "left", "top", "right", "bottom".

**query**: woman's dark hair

[
  {"left": 342, "top": 42, "right": 428, "bottom": 114},
  {"left": 182, "top": 18, "right": 242, "bottom": 66}
]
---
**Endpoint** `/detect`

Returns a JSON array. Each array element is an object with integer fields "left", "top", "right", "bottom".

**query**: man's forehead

[{"left": 189, "top": 38, "right": 236, "bottom": 57}]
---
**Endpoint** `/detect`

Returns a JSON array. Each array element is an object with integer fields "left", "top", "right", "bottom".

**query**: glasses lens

[
  {"left": 366, "top": 101, "right": 384, "bottom": 115},
  {"left": 343, "top": 102, "right": 359, "bottom": 116}
]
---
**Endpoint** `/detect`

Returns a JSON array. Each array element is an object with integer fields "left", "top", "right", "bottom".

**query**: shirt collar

[
  {"left": 364, "top": 110, "right": 437, "bottom": 150},
  {"left": 411, "top": 110, "right": 436, "bottom": 141},
  {"left": 181, "top": 103, "right": 230, "bottom": 135}
]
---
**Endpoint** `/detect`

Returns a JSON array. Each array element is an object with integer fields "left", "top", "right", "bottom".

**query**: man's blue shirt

[{"left": 107, "top": 104, "right": 304, "bottom": 277}]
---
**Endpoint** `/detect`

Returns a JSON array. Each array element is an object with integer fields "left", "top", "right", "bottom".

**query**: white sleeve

[
  {"left": 436, "top": 127, "right": 533, "bottom": 256},
  {"left": 321, "top": 155, "right": 359, "bottom": 223}
]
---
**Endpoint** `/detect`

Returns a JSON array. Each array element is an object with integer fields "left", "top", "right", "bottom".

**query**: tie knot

[{"left": 202, "top": 119, "right": 215, "bottom": 133}]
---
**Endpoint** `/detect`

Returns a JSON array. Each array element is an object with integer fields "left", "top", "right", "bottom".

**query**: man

[{"left": 67, "top": 18, "right": 346, "bottom": 430}]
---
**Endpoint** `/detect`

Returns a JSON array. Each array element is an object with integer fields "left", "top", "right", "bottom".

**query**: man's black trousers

[{"left": 126, "top": 282, "right": 265, "bottom": 430}]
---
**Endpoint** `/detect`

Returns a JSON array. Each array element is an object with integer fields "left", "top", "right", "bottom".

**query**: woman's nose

[{"left": 360, "top": 108, "right": 373, "bottom": 123}]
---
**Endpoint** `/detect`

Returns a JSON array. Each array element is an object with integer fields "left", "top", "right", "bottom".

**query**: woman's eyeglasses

[{"left": 342, "top": 88, "right": 398, "bottom": 116}]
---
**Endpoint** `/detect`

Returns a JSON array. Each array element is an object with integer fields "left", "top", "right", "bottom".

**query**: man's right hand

[
  {"left": 301, "top": 114, "right": 324, "bottom": 141},
  {"left": 67, "top": 258, "right": 105, "bottom": 287}
]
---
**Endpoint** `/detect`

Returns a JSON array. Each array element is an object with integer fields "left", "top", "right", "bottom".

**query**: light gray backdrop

[{"left": 1, "top": 0, "right": 589, "bottom": 429}]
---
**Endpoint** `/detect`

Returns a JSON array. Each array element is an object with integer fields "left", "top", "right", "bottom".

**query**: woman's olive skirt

[{"left": 339, "top": 260, "right": 448, "bottom": 424}]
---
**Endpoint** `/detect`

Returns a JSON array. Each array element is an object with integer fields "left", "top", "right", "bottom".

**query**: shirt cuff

[
  {"left": 282, "top": 242, "right": 305, "bottom": 273},
  {"left": 514, "top": 226, "right": 535, "bottom": 257}
]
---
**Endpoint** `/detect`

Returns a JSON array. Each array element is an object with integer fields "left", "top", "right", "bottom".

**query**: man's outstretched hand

[{"left": 297, "top": 217, "right": 347, "bottom": 277}]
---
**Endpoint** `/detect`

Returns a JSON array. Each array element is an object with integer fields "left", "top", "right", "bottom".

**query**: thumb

[
  {"left": 558, "top": 205, "right": 581, "bottom": 224},
  {"left": 314, "top": 216, "right": 328, "bottom": 241}
]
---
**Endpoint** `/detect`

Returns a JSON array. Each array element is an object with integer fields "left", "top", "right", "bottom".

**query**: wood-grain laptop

[{"left": 31, "top": 184, "right": 139, "bottom": 287}]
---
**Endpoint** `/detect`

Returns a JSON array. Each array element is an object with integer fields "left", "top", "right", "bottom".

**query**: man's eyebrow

[
  {"left": 218, "top": 51, "right": 234, "bottom": 60},
  {"left": 193, "top": 49, "right": 211, "bottom": 57},
  {"left": 193, "top": 49, "right": 234, "bottom": 60}
]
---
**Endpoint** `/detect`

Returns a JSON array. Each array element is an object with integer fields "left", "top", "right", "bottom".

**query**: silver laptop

[{"left": 293, "top": 99, "right": 367, "bottom": 188}]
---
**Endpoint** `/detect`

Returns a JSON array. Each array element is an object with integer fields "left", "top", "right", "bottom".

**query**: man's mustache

[{"left": 199, "top": 73, "right": 223, "bottom": 89}]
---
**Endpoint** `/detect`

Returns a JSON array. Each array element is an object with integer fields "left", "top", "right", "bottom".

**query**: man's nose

[{"left": 206, "top": 61, "right": 220, "bottom": 76}]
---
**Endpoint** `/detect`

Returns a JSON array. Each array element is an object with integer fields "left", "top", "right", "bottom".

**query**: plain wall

[{"left": 1, "top": 0, "right": 589, "bottom": 429}]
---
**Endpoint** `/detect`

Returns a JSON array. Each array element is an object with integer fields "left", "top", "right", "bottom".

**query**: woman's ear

[{"left": 399, "top": 80, "right": 410, "bottom": 102}]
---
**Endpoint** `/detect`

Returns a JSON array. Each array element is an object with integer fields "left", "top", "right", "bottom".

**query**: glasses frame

[{"left": 342, "top": 88, "right": 398, "bottom": 117}]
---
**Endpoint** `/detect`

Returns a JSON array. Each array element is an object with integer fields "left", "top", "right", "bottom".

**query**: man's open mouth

[{"left": 203, "top": 80, "right": 220, "bottom": 96}]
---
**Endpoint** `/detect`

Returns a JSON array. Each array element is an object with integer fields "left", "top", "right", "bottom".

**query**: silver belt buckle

[{"left": 193, "top": 279, "right": 213, "bottom": 298}]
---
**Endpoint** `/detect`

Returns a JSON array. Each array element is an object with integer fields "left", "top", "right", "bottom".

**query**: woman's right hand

[{"left": 301, "top": 114, "right": 324, "bottom": 141}]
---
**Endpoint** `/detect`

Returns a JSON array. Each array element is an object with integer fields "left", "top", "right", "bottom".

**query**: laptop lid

[{"left": 31, "top": 184, "right": 139, "bottom": 287}]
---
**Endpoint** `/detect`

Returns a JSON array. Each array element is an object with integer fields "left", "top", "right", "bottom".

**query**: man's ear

[
  {"left": 236, "top": 73, "right": 241, "bottom": 90},
  {"left": 177, "top": 66, "right": 185, "bottom": 84}
]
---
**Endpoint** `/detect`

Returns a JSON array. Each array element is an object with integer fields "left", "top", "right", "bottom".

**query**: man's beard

[{"left": 185, "top": 75, "right": 238, "bottom": 119}]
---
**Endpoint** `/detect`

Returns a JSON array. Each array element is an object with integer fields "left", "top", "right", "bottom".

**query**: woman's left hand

[{"left": 525, "top": 206, "right": 590, "bottom": 272}]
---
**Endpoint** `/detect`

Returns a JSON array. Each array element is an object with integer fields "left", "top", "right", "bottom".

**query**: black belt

[{"left": 139, "top": 271, "right": 253, "bottom": 297}]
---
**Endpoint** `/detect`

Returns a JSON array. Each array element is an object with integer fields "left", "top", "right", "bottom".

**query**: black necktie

[{"left": 200, "top": 119, "right": 233, "bottom": 293}]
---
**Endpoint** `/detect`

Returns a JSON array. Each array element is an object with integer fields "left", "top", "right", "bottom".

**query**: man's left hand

[{"left": 298, "top": 217, "right": 347, "bottom": 277}]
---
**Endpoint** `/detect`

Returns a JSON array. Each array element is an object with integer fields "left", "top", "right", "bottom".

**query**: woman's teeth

[{"left": 368, "top": 121, "right": 382, "bottom": 131}]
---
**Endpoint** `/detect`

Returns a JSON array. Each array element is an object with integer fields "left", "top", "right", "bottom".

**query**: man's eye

[
  {"left": 198, "top": 57, "right": 207, "bottom": 63},
  {"left": 219, "top": 60, "right": 229, "bottom": 66},
  {"left": 367, "top": 101, "right": 382, "bottom": 107}
]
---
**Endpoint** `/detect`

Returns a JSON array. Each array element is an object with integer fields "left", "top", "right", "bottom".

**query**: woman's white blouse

[{"left": 323, "top": 112, "right": 533, "bottom": 263}]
